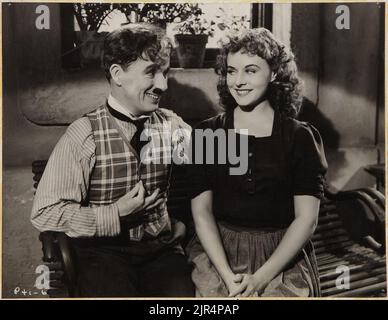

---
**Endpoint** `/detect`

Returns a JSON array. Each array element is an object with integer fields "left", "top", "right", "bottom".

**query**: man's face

[{"left": 116, "top": 58, "right": 169, "bottom": 115}]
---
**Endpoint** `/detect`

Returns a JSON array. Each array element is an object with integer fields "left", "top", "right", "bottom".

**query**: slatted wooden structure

[
  {"left": 32, "top": 160, "right": 386, "bottom": 298},
  {"left": 313, "top": 189, "right": 386, "bottom": 297}
]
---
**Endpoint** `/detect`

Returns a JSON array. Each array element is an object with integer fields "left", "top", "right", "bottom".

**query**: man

[{"left": 31, "top": 25, "right": 194, "bottom": 297}]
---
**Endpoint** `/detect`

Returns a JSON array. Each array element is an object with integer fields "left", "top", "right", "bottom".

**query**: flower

[
  {"left": 115, "top": 3, "right": 197, "bottom": 28},
  {"left": 214, "top": 7, "right": 250, "bottom": 33},
  {"left": 173, "top": 14, "right": 216, "bottom": 36}
]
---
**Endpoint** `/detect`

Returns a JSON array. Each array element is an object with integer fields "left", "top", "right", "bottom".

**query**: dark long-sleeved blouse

[{"left": 188, "top": 108, "right": 328, "bottom": 229}]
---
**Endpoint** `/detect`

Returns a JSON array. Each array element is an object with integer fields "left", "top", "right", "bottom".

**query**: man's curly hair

[
  {"left": 215, "top": 28, "right": 303, "bottom": 118},
  {"left": 102, "top": 23, "right": 172, "bottom": 81}
]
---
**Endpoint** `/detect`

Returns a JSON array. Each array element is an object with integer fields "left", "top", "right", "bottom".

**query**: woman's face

[{"left": 226, "top": 50, "right": 273, "bottom": 108}]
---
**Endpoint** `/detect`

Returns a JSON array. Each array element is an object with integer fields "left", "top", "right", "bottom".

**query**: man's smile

[{"left": 145, "top": 91, "right": 162, "bottom": 103}]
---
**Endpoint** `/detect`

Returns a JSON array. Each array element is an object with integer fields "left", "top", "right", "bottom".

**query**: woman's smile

[{"left": 233, "top": 88, "right": 253, "bottom": 97}]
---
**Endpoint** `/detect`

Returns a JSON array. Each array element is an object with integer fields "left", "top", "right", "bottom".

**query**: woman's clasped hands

[{"left": 227, "top": 270, "right": 272, "bottom": 297}]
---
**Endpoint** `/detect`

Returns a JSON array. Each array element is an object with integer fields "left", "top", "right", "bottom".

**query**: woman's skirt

[{"left": 186, "top": 222, "right": 321, "bottom": 297}]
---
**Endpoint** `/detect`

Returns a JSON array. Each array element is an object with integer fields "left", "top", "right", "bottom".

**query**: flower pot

[{"left": 174, "top": 34, "right": 208, "bottom": 68}]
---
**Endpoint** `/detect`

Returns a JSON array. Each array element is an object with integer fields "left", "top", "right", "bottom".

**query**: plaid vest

[{"left": 86, "top": 105, "right": 174, "bottom": 241}]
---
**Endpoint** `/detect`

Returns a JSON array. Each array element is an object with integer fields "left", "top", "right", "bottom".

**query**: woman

[{"left": 187, "top": 28, "right": 328, "bottom": 297}]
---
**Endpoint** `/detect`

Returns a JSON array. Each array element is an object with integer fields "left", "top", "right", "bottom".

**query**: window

[{"left": 61, "top": 3, "right": 273, "bottom": 69}]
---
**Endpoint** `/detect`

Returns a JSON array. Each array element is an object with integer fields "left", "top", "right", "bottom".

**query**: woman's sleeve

[
  {"left": 292, "top": 123, "right": 328, "bottom": 199},
  {"left": 187, "top": 121, "right": 215, "bottom": 199}
]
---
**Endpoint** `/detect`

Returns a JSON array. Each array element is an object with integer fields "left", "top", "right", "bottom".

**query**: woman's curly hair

[{"left": 215, "top": 28, "right": 303, "bottom": 118}]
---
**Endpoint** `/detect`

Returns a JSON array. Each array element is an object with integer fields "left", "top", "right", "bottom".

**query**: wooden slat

[
  {"left": 322, "top": 274, "right": 386, "bottom": 296},
  {"left": 313, "top": 235, "right": 350, "bottom": 248},
  {"left": 316, "top": 244, "right": 373, "bottom": 260},
  {"left": 318, "top": 255, "right": 384, "bottom": 273},
  {"left": 319, "top": 204, "right": 337, "bottom": 214},
  {"left": 316, "top": 246, "right": 373, "bottom": 261},
  {"left": 319, "top": 259, "right": 386, "bottom": 281},
  {"left": 329, "top": 282, "right": 387, "bottom": 297},
  {"left": 315, "top": 241, "right": 354, "bottom": 254},
  {"left": 312, "top": 228, "right": 347, "bottom": 242},
  {"left": 48, "top": 280, "right": 66, "bottom": 288},
  {"left": 317, "top": 251, "right": 379, "bottom": 268},
  {"left": 317, "top": 213, "right": 340, "bottom": 224},
  {"left": 317, "top": 248, "right": 381, "bottom": 263},
  {"left": 320, "top": 266, "right": 386, "bottom": 290},
  {"left": 315, "top": 221, "right": 343, "bottom": 233},
  {"left": 317, "top": 248, "right": 375, "bottom": 265},
  {"left": 49, "top": 270, "right": 65, "bottom": 280}
]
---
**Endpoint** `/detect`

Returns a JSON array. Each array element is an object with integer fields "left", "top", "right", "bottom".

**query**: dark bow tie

[{"left": 107, "top": 104, "right": 149, "bottom": 156}]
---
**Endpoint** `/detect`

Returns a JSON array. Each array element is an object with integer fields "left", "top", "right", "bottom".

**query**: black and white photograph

[{"left": 2, "top": 1, "right": 386, "bottom": 300}]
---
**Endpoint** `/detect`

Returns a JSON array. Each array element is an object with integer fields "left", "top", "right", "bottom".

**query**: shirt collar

[{"left": 108, "top": 94, "right": 151, "bottom": 121}]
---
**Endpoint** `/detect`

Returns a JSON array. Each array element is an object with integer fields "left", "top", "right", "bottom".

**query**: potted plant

[
  {"left": 70, "top": 3, "right": 215, "bottom": 68},
  {"left": 173, "top": 10, "right": 215, "bottom": 68},
  {"left": 72, "top": 3, "right": 114, "bottom": 66},
  {"left": 116, "top": 3, "right": 194, "bottom": 28}
]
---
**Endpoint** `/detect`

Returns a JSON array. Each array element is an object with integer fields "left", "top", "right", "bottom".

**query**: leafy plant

[
  {"left": 72, "top": 3, "right": 247, "bottom": 38},
  {"left": 116, "top": 3, "right": 197, "bottom": 28},
  {"left": 215, "top": 7, "right": 250, "bottom": 33},
  {"left": 72, "top": 3, "right": 205, "bottom": 31},
  {"left": 174, "top": 13, "right": 216, "bottom": 36},
  {"left": 73, "top": 3, "right": 115, "bottom": 31}
]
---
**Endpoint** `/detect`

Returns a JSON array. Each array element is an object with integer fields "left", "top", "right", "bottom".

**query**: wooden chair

[{"left": 32, "top": 160, "right": 386, "bottom": 298}]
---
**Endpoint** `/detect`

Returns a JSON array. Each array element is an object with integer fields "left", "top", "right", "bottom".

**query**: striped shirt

[{"left": 31, "top": 102, "right": 191, "bottom": 239}]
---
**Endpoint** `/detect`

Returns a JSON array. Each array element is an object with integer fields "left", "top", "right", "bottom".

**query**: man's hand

[
  {"left": 160, "top": 220, "right": 187, "bottom": 245},
  {"left": 116, "top": 181, "right": 165, "bottom": 218}
]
